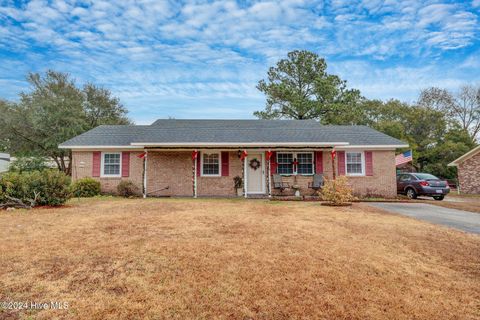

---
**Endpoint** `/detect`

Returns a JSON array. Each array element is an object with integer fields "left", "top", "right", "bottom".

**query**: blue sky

[{"left": 0, "top": 0, "right": 479, "bottom": 124}]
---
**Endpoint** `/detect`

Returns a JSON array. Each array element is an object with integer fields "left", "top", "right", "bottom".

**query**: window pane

[
  {"left": 277, "top": 164, "right": 293, "bottom": 174},
  {"left": 203, "top": 153, "right": 219, "bottom": 175},
  {"left": 277, "top": 153, "right": 293, "bottom": 164},
  {"left": 277, "top": 153, "right": 293, "bottom": 174},
  {"left": 297, "top": 153, "right": 313, "bottom": 174},
  {"left": 103, "top": 153, "right": 120, "bottom": 175},
  {"left": 346, "top": 152, "right": 363, "bottom": 174}
]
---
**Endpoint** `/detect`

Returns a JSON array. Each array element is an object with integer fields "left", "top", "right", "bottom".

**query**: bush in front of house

[
  {"left": 117, "top": 180, "right": 140, "bottom": 197},
  {"left": 70, "top": 177, "right": 101, "bottom": 197},
  {"left": 0, "top": 170, "right": 71, "bottom": 208},
  {"left": 320, "top": 176, "right": 355, "bottom": 205}
]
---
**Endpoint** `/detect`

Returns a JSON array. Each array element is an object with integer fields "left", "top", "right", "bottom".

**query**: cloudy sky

[{"left": 0, "top": 0, "right": 479, "bottom": 124}]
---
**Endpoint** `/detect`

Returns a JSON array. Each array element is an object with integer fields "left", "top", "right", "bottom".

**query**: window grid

[
  {"left": 346, "top": 152, "right": 363, "bottom": 175},
  {"left": 276, "top": 152, "right": 313, "bottom": 175},
  {"left": 297, "top": 153, "right": 313, "bottom": 175},
  {"left": 277, "top": 153, "right": 293, "bottom": 175},
  {"left": 202, "top": 153, "right": 220, "bottom": 176},
  {"left": 103, "top": 153, "right": 121, "bottom": 176}
]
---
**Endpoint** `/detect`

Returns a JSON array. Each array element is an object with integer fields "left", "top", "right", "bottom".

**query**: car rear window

[{"left": 414, "top": 173, "right": 438, "bottom": 180}]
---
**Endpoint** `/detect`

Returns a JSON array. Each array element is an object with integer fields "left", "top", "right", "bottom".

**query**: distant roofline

[{"left": 448, "top": 145, "right": 480, "bottom": 166}]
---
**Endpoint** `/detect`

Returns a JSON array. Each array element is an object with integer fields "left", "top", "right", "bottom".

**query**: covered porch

[{"left": 138, "top": 143, "right": 345, "bottom": 198}]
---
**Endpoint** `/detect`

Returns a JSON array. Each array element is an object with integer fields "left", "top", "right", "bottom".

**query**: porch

[{"left": 141, "top": 148, "right": 336, "bottom": 198}]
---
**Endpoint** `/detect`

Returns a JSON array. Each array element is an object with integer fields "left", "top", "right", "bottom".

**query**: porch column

[
  {"left": 143, "top": 150, "right": 148, "bottom": 198},
  {"left": 268, "top": 150, "right": 272, "bottom": 198},
  {"left": 244, "top": 152, "right": 248, "bottom": 198},
  {"left": 194, "top": 150, "right": 198, "bottom": 198}
]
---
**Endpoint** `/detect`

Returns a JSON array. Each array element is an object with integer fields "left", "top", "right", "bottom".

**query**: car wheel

[
  {"left": 406, "top": 188, "right": 417, "bottom": 199},
  {"left": 433, "top": 196, "right": 444, "bottom": 201}
]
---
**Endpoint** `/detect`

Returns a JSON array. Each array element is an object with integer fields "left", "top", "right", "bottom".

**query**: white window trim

[
  {"left": 101, "top": 152, "right": 122, "bottom": 178},
  {"left": 201, "top": 151, "right": 222, "bottom": 177},
  {"left": 345, "top": 151, "right": 365, "bottom": 177},
  {"left": 276, "top": 152, "right": 314, "bottom": 176}
]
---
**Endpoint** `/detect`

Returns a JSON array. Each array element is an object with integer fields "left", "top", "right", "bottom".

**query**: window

[
  {"left": 102, "top": 153, "right": 121, "bottom": 177},
  {"left": 277, "top": 153, "right": 293, "bottom": 175},
  {"left": 399, "top": 174, "right": 412, "bottom": 182},
  {"left": 276, "top": 152, "right": 313, "bottom": 175},
  {"left": 346, "top": 152, "right": 364, "bottom": 176},
  {"left": 202, "top": 153, "right": 220, "bottom": 176},
  {"left": 297, "top": 153, "right": 313, "bottom": 175}
]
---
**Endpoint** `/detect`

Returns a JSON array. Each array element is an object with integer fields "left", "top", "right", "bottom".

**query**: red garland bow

[
  {"left": 191, "top": 150, "right": 198, "bottom": 160},
  {"left": 240, "top": 150, "right": 248, "bottom": 161},
  {"left": 331, "top": 150, "right": 336, "bottom": 160},
  {"left": 266, "top": 151, "right": 273, "bottom": 161},
  {"left": 137, "top": 152, "right": 147, "bottom": 159}
]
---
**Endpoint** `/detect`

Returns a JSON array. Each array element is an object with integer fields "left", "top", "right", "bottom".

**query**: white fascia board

[
  {"left": 58, "top": 145, "right": 143, "bottom": 150},
  {"left": 337, "top": 144, "right": 409, "bottom": 150},
  {"left": 130, "top": 142, "right": 350, "bottom": 147}
]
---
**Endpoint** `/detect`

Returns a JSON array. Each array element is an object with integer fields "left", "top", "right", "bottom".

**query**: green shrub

[
  {"left": 0, "top": 170, "right": 71, "bottom": 207},
  {"left": 117, "top": 180, "right": 139, "bottom": 197},
  {"left": 70, "top": 177, "right": 101, "bottom": 197},
  {"left": 320, "top": 176, "right": 355, "bottom": 205},
  {"left": 9, "top": 156, "right": 48, "bottom": 173}
]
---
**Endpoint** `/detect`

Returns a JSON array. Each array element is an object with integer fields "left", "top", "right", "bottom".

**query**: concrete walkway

[{"left": 368, "top": 202, "right": 480, "bottom": 234}]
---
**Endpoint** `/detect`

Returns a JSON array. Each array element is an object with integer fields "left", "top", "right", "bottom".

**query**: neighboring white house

[{"left": 0, "top": 153, "right": 10, "bottom": 172}]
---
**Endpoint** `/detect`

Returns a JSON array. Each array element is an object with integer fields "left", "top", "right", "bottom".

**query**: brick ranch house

[
  {"left": 59, "top": 119, "right": 408, "bottom": 198},
  {"left": 448, "top": 145, "right": 480, "bottom": 194}
]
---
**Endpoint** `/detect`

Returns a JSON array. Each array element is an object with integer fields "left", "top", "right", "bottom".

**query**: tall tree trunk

[{"left": 66, "top": 151, "right": 72, "bottom": 176}]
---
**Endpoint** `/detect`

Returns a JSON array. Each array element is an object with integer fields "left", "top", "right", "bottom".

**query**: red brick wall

[
  {"left": 71, "top": 151, "right": 144, "bottom": 195},
  {"left": 458, "top": 152, "right": 480, "bottom": 194},
  {"left": 271, "top": 150, "right": 397, "bottom": 198},
  {"left": 72, "top": 149, "right": 397, "bottom": 198}
]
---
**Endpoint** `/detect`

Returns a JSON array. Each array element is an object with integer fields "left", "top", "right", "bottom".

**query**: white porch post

[
  {"left": 143, "top": 150, "right": 148, "bottom": 198},
  {"left": 268, "top": 150, "right": 272, "bottom": 198},
  {"left": 244, "top": 153, "right": 248, "bottom": 198},
  {"left": 194, "top": 150, "right": 198, "bottom": 198}
]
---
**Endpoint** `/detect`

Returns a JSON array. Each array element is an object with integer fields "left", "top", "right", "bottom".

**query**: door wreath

[{"left": 249, "top": 158, "right": 261, "bottom": 170}]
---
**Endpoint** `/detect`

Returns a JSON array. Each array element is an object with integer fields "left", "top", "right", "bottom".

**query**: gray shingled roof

[{"left": 59, "top": 119, "right": 407, "bottom": 147}]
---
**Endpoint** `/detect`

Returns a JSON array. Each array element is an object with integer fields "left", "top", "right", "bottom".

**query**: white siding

[{"left": 0, "top": 153, "right": 10, "bottom": 173}]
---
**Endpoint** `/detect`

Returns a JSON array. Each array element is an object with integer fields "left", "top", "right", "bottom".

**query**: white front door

[{"left": 246, "top": 153, "right": 265, "bottom": 194}]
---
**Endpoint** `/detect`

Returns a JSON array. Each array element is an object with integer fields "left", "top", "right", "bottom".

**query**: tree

[
  {"left": 419, "top": 86, "right": 480, "bottom": 141},
  {"left": 1, "top": 71, "right": 131, "bottom": 175},
  {"left": 254, "top": 50, "right": 363, "bottom": 122}
]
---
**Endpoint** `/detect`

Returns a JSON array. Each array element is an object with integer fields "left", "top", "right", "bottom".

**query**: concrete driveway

[{"left": 368, "top": 202, "right": 480, "bottom": 234}]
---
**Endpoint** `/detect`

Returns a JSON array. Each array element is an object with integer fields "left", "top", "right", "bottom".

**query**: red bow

[
  {"left": 137, "top": 152, "right": 147, "bottom": 159},
  {"left": 266, "top": 151, "right": 273, "bottom": 161},
  {"left": 331, "top": 150, "right": 336, "bottom": 160},
  {"left": 191, "top": 150, "right": 198, "bottom": 160},
  {"left": 240, "top": 150, "right": 248, "bottom": 161}
]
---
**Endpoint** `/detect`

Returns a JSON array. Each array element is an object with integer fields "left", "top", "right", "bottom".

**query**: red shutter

[
  {"left": 221, "top": 152, "right": 229, "bottom": 176},
  {"left": 122, "top": 152, "right": 130, "bottom": 177},
  {"left": 365, "top": 151, "right": 373, "bottom": 176},
  {"left": 337, "top": 151, "right": 346, "bottom": 176},
  {"left": 315, "top": 151, "right": 323, "bottom": 174},
  {"left": 270, "top": 151, "right": 277, "bottom": 174},
  {"left": 196, "top": 151, "right": 201, "bottom": 177},
  {"left": 92, "top": 152, "right": 101, "bottom": 177}
]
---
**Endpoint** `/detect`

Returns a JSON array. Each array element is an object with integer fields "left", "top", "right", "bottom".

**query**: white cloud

[{"left": 0, "top": 0, "right": 478, "bottom": 121}]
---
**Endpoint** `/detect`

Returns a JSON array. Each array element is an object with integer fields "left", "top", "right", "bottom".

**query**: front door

[{"left": 247, "top": 153, "right": 265, "bottom": 194}]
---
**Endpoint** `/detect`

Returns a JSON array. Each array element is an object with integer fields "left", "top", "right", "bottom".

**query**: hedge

[
  {"left": 70, "top": 177, "right": 101, "bottom": 197},
  {"left": 0, "top": 170, "right": 71, "bottom": 207}
]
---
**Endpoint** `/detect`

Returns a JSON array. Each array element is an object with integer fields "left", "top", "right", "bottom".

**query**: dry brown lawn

[{"left": 1, "top": 198, "right": 479, "bottom": 320}]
